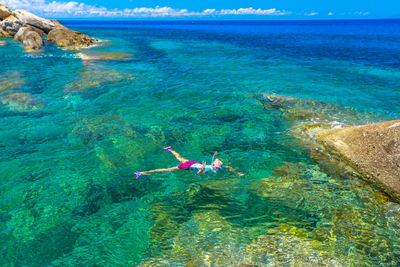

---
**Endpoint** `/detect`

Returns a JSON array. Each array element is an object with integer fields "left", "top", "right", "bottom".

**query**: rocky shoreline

[
  {"left": 0, "top": 3, "right": 96, "bottom": 51},
  {"left": 260, "top": 94, "right": 400, "bottom": 202}
]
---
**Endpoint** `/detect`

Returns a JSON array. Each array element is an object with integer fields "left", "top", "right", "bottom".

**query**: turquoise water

[{"left": 1, "top": 20, "right": 400, "bottom": 266}]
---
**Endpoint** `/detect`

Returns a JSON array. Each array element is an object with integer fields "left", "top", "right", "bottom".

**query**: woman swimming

[{"left": 135, "top": 146, "right": 244, "bottom": 179}]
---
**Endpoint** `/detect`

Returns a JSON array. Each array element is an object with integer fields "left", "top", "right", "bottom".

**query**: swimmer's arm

[
  {"left": 197, "top": 161, "right": 206, "bottom": 175},
  {"left": 141, "top": 167, "right": 179, "bottom": 175},
  {"left": 226, "top": 166, "right": 244, "bottom": 176}
]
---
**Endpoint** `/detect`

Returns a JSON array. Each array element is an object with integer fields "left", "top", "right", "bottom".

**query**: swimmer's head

[{"left": 212, "top": 158, "right": 223, "bottom": 168}]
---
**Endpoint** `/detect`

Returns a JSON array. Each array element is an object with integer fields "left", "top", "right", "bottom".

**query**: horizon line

[{"left": 56, "top": 17, "right": 399, "bottom": 21}]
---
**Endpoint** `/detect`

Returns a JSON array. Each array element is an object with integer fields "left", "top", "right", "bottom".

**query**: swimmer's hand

[
  {"left": 198, "top": 161, "right": 206, "bottom": 175},
  {"left": 226, "top": 166, "right": 244, "bottom": 176}
]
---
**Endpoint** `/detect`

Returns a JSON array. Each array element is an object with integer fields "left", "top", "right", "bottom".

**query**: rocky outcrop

[
  {"left": 14, "top": 25, "right": 44, "bottom": 41},
  {"left": 259, "top": 93, "right": 400, "bottom": 201},
  {"left": 22, "top": 31, "right": 43, "bottom": 51},
  {"left": 14, "top": 26, "right": 44, "bottom": 51},
  {"left": 1, "top": 15, "right": 23, "bottom": 36},
  {"left": 318, "top": 120, "right": 400, "bottom": 200},
  {"left": 0, "top": 3, "right": 12, "bottom": 19},
  {"left": 0, "top": 28, "right": 12, "bottom": 37},
  {"left": 47, "top": 28, "right": 96, "bottom": 50},
  {"left": 13, "top": 9, "right": 56, "bottom": 33},
  {"left": 0, "top": 3, "right": 95, "bottom": 50}
]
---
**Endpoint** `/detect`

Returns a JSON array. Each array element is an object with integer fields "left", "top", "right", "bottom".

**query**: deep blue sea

[{"left": 1, "top": 20, "right": 400, "bottom": 266}]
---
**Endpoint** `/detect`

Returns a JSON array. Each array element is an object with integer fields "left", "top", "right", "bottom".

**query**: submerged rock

[
  {"left": 0, "top": 72, "right": 45, "bottom": 111},
  {"left": 318, "top": 120, "right": 400, "bottom": 200},
  {"left": 77, "top": 52, "right": 133, "bottom": 61},
  {"left": 241, "top": 233, "right": 344, "bottom": 266},
  {"left": 139, "top": 210, "right": 242, "bottom": 266},
  {"left": 64, "top": 64, "right": 134, "bottom": 97},
  {"left": 259, "top": 93, "right": 363, "bottom": 124},
  {"left": 47, "top": 28, "right": 96, "bottom": 50},
  {"left": 1, "top": 92, "right": 46, "bottom": 111}
]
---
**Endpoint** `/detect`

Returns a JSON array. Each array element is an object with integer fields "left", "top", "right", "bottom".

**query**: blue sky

[{"left": 1, "top": 0, "right": 398, "bottom": 19}]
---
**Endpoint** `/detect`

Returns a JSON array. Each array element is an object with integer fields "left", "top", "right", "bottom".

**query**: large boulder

[
  {"left": 1, "top": 15, "right": 23, "bottom": 36},
  {"left": 14, "top": 25, "right": 45, "bottom": 42},
  {"left": 22, "top": 31, "right": 43, "bottom": 51},
  {"left": 47, "top": 28, "right": 96, "bottom": 50},
  {"left": 318, "top": 120, "right": 400, "bottom": 200},
  {"left": 12, "top": 10, "right": 55, "bottom": 33},
  {"left": 0, "top": 3, "right": 12, "bottom": 19}
]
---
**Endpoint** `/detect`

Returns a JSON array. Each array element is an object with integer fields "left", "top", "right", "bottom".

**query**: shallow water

[{"left": 1, "top": 20, "right": 400, "bottom": 266}]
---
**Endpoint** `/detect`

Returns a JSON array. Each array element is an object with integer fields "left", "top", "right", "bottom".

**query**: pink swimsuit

[{"left": 178, "top": 160, "right": 198, "bottom": 170}]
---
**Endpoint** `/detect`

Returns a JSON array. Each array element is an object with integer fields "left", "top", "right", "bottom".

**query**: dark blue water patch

[{"left": 62, "top": 19, "right": 400, "bottom": 69}]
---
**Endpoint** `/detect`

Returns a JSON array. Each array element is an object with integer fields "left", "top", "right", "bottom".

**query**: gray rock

[
  {"left": 22, "top": 31, "right": 43, "bottom": 51},
  {"left": 14, "top": 25, "right": 45, "bottom": 42},
  {"left": 1, "top": 15, "right": 23, "bottom": 36},
  {"left": 13, "top": 10, "right": 56, "bottom": 33}
]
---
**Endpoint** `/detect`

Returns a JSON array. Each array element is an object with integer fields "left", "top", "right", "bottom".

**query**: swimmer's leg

[
  {"left": 166, "top": 149, "right": 188, "bottom": 163},
  {"left": 141, "top": 166, "right": 180, "bottom": 176}
]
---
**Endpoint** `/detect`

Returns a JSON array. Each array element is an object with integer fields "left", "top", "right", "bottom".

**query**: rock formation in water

[
  {"left": 0, "top": 3, "right": 96, "bottom": 51},
  {"left": 260, "top": 93, "right": 400, "bottom": 201},
  {"left": 318, "top": 120, "right": 400, "bottom": 201},
  {"left": 47, "top": 28, "right": 95, "bottom": 50},
  {"left": 77, "top": 52, "right": 133, "bottom": 61},
  {"left": 0, "top": 3, "right": 12, "bottom": 20}
]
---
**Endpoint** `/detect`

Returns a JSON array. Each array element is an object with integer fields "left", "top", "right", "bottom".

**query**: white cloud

[
  {"left": 0, "top": 0, "right": 291, "bottom": 17},
  {"left": 304, "top": 12, "right": 318, "bottom": 16},
  {"left": 328, "top": 12, "right": 334, "bottom": 16},
  {"left": 354, "top": 11, "right": 369, "bottom": 16},
  {"left": 218, "top": 8, "right": 290, "bottom": 16}
]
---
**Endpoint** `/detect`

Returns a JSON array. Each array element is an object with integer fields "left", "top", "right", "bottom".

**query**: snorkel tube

[{"left": 211, "top": 151, "right": 217, "bottom": 164}]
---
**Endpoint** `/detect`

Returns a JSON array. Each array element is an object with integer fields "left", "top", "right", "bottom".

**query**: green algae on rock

[
  {"left": 318, "top": 120, "right": 400, "bottom": 201},
  {"left": 1, "top": 92, "right": 46, "bottom": 111},
  {"left": 0, "top": 71, "right": 46, "bottom": 111},
  {"left": 241, "top": 232, "right": 345, "bottom": 266},
  {"left": 64, "top": 64, "right": 134, "bottom": 97}
]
